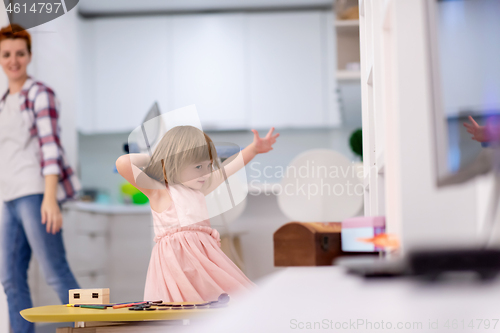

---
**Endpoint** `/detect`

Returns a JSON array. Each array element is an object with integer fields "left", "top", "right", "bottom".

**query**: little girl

[{"left": 116, "top": 125, "right": 279, "bottom": 302}]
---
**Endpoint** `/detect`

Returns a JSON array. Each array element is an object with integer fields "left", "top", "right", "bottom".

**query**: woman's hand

[
  {"left": 41, "top": 197, "right": 62, "bottom": 234},
  {"left": 464, "top": 116, "right": 490, "bottom": 143},
  {"left": 251, "top": 127, "right": 280, "bottom": 154}
]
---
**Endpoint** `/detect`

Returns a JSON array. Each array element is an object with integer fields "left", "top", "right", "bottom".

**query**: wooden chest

[{"left": 274, "top": 222, "right": 364, "bottom": 266}]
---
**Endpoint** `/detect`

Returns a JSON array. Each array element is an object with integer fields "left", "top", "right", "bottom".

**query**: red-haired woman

[{"left": 0, "top": 24, "right": 80, "bottom": 333}]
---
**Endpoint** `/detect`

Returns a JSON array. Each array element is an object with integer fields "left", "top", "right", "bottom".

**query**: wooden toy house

[{"left": 69, "top": 288, "right": 110, "bottom": 304}]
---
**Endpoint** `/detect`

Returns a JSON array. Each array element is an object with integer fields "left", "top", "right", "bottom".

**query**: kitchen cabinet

[
  {"left": 78, "top": 11, "right": 338, "bottom": 133},
  {"left": 247, "top": 11, "right": 338, "bottom": 128},
  {"left": 170, "top": 13, "right": 247, "bottom": 130},
  {"left": 88, "top": 17, "right": 169, "bottom": 133}
]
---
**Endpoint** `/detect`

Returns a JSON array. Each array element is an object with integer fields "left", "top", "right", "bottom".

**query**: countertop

[{"left": 64, "top": 201, "right": 152, "bottom": 215}]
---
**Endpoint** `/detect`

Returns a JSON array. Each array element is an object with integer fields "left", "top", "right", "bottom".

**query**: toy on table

[
  {"left": 69, "top": 288, "right": 110, "bottom": 305},
  {"left": 357, "top": 233, "right": 400, "bottom": 249},
  {"left": 341, "top": 216, "right": 385, "bottom": 252},
  {"left": 127, "top": 293, "right": 231, "bottom": 311},
  {"left": 65, "top": 290, "right": 229, "bottom": 311},
  {"left": 121, "top": 182, "right": 149, "bottom": 204}
]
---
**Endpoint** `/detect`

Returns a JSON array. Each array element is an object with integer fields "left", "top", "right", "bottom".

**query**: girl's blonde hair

[{"left": 143, "top": 126, "right": 220, "bottom": 185}]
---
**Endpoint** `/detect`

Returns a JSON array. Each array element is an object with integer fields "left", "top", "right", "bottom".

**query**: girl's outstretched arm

[
  {"left": 116, "top": 153, "right": 165, "bottom": 197},
  {"left": 202, "top": 127, "right": 279, "bottom": 194}
]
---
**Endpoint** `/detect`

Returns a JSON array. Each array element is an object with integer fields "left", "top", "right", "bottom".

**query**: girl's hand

[
  {"left": 464, "top": 116, "right": 490, "bottom": 143},
  {"left": 251, "top": 127, "right": 280, "bottom": 154},
  {"left": 41, "top": 197, "right": 63, "bottom": 234}
]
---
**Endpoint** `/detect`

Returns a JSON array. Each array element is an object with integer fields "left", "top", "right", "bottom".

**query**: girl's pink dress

[{"left": 143, "top": 184, "right": 255, "bottom": 302}]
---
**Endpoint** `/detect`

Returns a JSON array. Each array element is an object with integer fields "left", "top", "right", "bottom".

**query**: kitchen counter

[{"left": 64, "top": 201, "right": 152, "bottom": 215}]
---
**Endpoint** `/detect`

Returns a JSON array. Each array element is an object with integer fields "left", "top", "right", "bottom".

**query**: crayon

[
  {"left": 80, "top": 305, "right": 107, "bottom": 310},
  {"left": 112, "top": 301, "right": 148, "bottom": 309}
]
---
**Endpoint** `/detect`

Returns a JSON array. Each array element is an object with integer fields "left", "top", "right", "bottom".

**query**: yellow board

[{"left": 20, "top": 304, "right": 221, "bottom": 323}]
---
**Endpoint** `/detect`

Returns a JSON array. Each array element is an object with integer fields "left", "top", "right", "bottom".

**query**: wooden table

[{"left": 20, "top": 303, "right": 222, "bottom": 333}]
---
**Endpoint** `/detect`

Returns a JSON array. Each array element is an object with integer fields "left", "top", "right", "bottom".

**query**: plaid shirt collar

[
  {"left": 19, "top": 76, "right": 35, "bottom": 97},
  {"left": 0, "top": 76, "right": 35, "bottom": 106}
]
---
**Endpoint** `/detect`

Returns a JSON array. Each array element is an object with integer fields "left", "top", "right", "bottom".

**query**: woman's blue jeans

[{"left": 0, "top": 194, "right": 80, "bottom": 333}]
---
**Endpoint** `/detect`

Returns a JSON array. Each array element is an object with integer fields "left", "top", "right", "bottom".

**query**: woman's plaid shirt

[{"left": 0, "top": 77, "right": 81, "bottom": 203}]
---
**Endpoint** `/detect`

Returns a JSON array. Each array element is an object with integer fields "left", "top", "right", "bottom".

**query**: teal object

[{"left": 96, "top": 193, "right": 111, "bottom": 205}]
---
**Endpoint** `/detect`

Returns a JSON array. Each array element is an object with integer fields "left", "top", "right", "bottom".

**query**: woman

[{"left": 0, "top": 24, "right": 80, "bottom": 333}]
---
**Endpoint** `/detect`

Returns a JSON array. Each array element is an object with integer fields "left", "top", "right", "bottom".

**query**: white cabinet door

[
  {"left": 82, "top": 11, "right": 337, "bottom": 133},
  {"left": 170, "top": 13, "right": 247, "bottom": 130},
  {"left": 93, "top": 17, "right": 169, "bottom": 133},
  {"left": 248, "top": 11, "right": 336, "bottom": 129}
]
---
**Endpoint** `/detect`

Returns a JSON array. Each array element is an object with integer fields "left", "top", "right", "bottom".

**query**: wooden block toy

[{"left": 69, "top": 288, "right": 110, "bottom": 305}]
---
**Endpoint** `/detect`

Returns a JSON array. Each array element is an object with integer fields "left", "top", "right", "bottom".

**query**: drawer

[{"left": 75, "top": 212, "right": 109, "bottom": 234}]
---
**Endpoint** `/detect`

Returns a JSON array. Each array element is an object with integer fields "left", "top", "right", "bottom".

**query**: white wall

[{"left": 389, "top": 0, "right": 478, "bottom": 250}]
